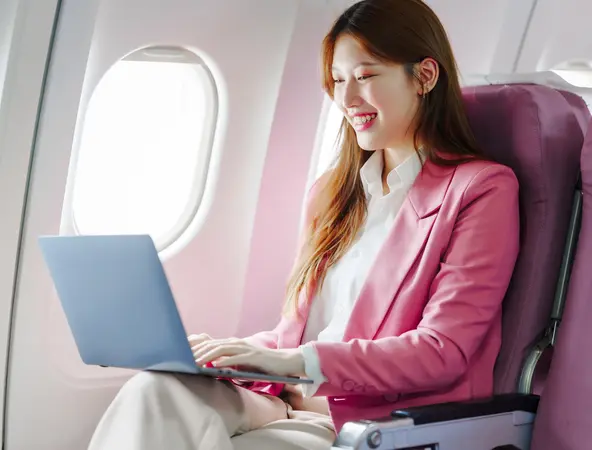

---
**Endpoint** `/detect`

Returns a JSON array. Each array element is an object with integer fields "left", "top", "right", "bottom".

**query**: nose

[{"left": 340, "top": 80, "right": 362, "bottom": 110}]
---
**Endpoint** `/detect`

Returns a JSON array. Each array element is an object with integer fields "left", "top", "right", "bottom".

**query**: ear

[{"left": 415, "top": 57, "right": 439, "bottom": 96}]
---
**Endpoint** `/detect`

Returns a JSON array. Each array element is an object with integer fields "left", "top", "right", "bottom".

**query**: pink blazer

[{"left": 246, "top": 157, "right": 520, "bottom": 432}]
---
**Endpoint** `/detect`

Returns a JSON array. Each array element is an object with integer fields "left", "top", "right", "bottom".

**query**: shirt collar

[{"left": 360, "top": 149, "right": 423, "bottom": 199}]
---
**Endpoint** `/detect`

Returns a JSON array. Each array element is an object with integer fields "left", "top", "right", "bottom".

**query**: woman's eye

[{"left": 333, "top": 75, "right": 374, "bottom": 84}]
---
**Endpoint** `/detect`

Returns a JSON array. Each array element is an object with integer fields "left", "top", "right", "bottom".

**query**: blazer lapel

[{"left": 342, "top": 160, "right": 457, "bottom": 341}]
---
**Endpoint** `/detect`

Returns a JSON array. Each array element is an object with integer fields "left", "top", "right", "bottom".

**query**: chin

[{"left": 356, "top": 134, "right": 384, "bottom": 151}]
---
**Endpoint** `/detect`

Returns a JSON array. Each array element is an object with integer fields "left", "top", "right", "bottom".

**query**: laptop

[{"left": 38, "top": 234, "right": 313, "bottom": 385}]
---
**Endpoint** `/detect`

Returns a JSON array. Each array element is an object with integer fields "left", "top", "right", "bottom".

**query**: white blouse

[{"left": 299, "top": 149, "right": 423, "bottom": 395}]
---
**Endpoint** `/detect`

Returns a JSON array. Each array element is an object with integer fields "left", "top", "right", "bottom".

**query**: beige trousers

[{"left": 88, "top": 371, "right": 336, "bottom": 450}]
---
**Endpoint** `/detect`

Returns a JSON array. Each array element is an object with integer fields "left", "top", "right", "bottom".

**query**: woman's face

[{"left": 331, "top": 34, "right": 422, "bottom": 151}]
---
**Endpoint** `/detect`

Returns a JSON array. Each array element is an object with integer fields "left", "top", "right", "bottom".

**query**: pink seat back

[
  {"left": 530, "top": 116, "right": 592, "bottom": 449},
  {"left": 461, "top": 84, "right": 590, "bottom": 394}
]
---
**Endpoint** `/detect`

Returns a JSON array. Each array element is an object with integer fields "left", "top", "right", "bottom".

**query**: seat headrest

[
  {"left": 461, "top": 84, "right": 590, "bottom": 393},
  {"left": 463, "top": 84, "right": 587, "bottom": 201}
]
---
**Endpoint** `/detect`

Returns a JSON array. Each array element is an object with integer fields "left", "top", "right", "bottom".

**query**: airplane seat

[
  {"left": 529, "top": 116, "right": 592, "bottom": 450},
  {"left": 462, "top": 84, "right": 589, "bottom": 397},
  {"left": 330, "top": 84, "right": 591, "bottom": 450}
]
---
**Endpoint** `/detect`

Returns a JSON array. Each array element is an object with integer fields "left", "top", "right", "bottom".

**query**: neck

[{"left": 382, "top": 143, "right": 418, "bottom": 178}]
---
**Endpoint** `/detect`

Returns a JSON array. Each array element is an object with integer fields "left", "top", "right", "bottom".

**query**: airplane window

[
  {"left": 69, "top": 47, "right": 217, "bottom": 250},
  {"left": 315, "top": 98, "right": 344, "bottom": 178}
]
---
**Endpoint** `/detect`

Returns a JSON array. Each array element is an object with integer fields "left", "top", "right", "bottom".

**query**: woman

[{"left": 89, "top": 0, "right": 520, "bottom": 449}]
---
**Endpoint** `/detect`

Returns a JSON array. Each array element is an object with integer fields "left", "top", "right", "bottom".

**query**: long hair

[{"left": 284, "top": 0, "right": 487, "bottom": 316}]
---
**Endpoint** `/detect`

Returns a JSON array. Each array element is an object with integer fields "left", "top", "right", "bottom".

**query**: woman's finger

[
  {"left": 191, "top": 337, "right": 244, "bottom": 356},
  {"left": 191, "top": 338, "right": 232, "bottom": 357},
  {"left": 187, "top": 333, "right": 212, "bottom": 346},
  {"left": 193, "top": 342, "right": 226, "bottom": 361},
  {"left": 191, "top": 339, "right": 220, "bottom": 357},
  {"left": 212, "top": 354, "right": 253, "bottom": 368},
  {"left": 194, "top": 344, "right": 249, "bottom": 365}
]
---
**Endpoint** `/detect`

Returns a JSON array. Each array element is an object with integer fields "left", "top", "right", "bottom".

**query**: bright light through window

[
  {"left": 70, "top": 48, "right": 216, "bottom": 249},
  {"left": 315, "top": 99, "right": 344, "bottom": 178},
  {"left": 552, "top": 69, "right": 592, "bottom": 89}
]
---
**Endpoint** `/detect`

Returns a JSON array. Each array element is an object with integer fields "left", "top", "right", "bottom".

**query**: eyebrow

[{"left": 331, "top": 62, "right": 380, "bottom": 71}]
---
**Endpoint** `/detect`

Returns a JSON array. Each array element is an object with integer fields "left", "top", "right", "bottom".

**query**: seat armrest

[
  {"left": 331, "top": 394, "right": 539, "bottom": 450},
  {"left": 392, "top": 393, "right": 539, "bottom": 425}
]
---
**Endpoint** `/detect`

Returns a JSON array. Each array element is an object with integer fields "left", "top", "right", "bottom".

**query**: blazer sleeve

[
  {"left": 309, "top": 165, "right": 520, "bottom": 397},
  {"left": 243, "top": 173, "right": 330, "bottom": 349}
]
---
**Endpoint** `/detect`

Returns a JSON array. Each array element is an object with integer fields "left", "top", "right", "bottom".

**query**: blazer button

[{"left": 342, "top": 380, "right": 355, "bottom": 391}]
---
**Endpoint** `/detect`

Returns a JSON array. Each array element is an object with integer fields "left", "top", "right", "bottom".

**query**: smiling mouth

[{"left": 352, "top": 113, "right": 377, "bottom": 130}]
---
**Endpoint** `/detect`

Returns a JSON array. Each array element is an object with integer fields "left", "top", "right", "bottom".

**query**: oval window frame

[{"left": 67, "top": 45, "right": 219, "bottom": 251}]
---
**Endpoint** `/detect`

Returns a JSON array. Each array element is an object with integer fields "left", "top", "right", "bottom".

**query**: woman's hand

[
  {"left": 188, "top": 333, "right": 213, "bottom": 347},
  {"left": 283, "top": 384, "right": 330, "bottom": 415},
  {"left": 191, "top": 337, "right": 306, "bottom": 378},
  {"left": 282, "top": 384, "right": 305, "bottom": 410}
]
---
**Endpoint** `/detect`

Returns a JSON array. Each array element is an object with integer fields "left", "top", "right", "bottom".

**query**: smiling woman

[
  {"left": 87, "top": 1, "right": 519, "bottom": 449},
  {"left": 283, "top": 0, "right": 490, "bottom": 319},
  {"left": 331, "top": 42, "right": 425, "bottom": 148}
]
